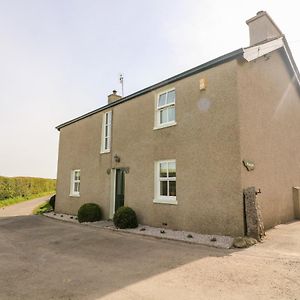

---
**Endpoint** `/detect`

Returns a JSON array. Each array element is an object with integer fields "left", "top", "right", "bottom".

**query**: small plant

[
  {"left": 77, "top": 203, "right": 102, "bottom": 223},
  {"left": 49, "top": 195, "right": 56, "bottom": 209},
  {"left": 187, "top": 234, "right": 193, "bottom": 238},
  {"left": 113, "top": 206, "right": 138, "bottom": 229},
  {"left": 160, "top": 230, "right": 165, "bottom": 234},
  {"left": 140, "top": 227, "right": 146, "bottom": 231},
  {"left": 33, "top": 201, "right": 52, "bottom": 215},
  {"left": 210, "top": 237, "right": 217, "bottom": 242}
]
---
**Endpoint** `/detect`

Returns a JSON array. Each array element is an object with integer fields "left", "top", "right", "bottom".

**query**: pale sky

[{"left": 0, "top": 0, "right": 299, "bottom": 179}]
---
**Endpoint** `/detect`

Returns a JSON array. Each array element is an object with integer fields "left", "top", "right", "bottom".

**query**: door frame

[
  {"left": 110, "top": 168, "right": 126, "bottom": 219},
  {"left": 110, "top": 169, "right": 116, "bottom": 219}
]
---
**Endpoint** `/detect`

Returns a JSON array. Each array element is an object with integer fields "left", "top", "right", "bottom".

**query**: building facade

[{"left": 55, "top": 12, "right": 300, "bottom": 236}]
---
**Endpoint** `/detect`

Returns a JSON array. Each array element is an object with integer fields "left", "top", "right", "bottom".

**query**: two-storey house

[{"left": 55, "top": 12, "right": 300, "bottom": 236}]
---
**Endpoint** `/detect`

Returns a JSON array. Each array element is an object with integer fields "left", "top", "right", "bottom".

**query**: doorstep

[{"left": 43, "top": 211, "right": 234, "bottom": 249}]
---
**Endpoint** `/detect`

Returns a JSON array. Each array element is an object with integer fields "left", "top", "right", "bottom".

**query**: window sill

[
  {"left": 69, "top": 194, "right": 80, "bottom": 198},
  {"left": 153, "top": 199, "right": 178, "bottom": 205},
  {"left": 100, "top": 149, "right": 111, "bottom": 154},
  {"left": 153, "top": 121, "right": 177, "bottom": 131}
]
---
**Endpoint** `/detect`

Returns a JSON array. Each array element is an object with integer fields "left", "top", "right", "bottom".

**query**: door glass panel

[{"left": 116, "top": 171, "right": 124, "bottom": 195}]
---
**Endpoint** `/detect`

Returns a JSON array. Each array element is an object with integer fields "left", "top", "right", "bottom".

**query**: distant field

[{"left": 0, "top": 176, "right": 56, "bottom": 207}]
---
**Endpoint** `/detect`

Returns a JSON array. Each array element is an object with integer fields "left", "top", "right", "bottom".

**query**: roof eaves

[{"left": 56, "top": 48, "right": 243, "bottom": 131}]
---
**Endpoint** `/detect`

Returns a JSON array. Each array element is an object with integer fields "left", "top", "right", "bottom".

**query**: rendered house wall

[
  {"left": 56, "top": 59, "right": 245, "bottom": 236},
  {"left": 238, "top": 48, "right": 300, "bottom": 229}
]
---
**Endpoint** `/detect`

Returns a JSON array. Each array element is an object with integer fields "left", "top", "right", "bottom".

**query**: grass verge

[
  {"left": 33, "top": 201, "right": 53, "bottom": 215},
  {"left": 0, "top": 191, "right": 55, "bottom": 208}
]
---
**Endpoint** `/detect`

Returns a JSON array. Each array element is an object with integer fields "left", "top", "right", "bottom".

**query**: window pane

[
  {"left": 107, "top": 112, "right": 112, "bottom": 125},
  {"left": 74, "top": 182, "right": 80, "bottom": 192},
  {"left": 104, "top": 137, "right": 108, "bottom": 149},
  {"left": 168, "top": 106, "right": 175, "bottom": 122},
  {"left": 167, "top": 90, "right": 175, "bottom": 104},
  {"left": 168, "top": 162, "right": 176, "bottom": 177},
  {"left": 74, "top": 171, "right": 80, "bottom": 180},
  {"left": 160, "top": 181, "right": 168, "bottom": 196},
  {"left": 160, "top": 108, "right": 168, "bottom": 124},
  {"left": 169, "top": 181, "right": 176, "bottom": 196},
  {"left": 105, "top": 113, "right": 108, "bottom": 125},
  {"left": 160, "top": 162, "right": 168, "bottom": 177},
  {"left": 105, "top": 124, "right": 108, "bottom": 137},
  {"left": 158, "top": 93, "right": 166, "bottom": 107}
]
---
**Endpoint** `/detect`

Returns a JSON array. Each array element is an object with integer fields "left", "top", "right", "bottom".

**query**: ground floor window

[
  {"left": 154, "top": 160, "right": 177, "bottom": 205},
  {"left": 70, "top": 169, "right": 80, "bottom": 197}
]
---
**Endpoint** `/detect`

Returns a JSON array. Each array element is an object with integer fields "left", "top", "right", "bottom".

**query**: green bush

[
  {"left": 113, "top": 206, "right": 138, "bottom": 229},
  {"left": 77, "top": 203, "right": 102, "bottom": 223},
  {"left": 49, "top": 195, "right": 56, "bottom": 209}
]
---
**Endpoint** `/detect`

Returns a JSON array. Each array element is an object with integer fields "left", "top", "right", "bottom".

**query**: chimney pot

[
  {"left": 257, "top": 10, "right": 265, "bottom": 15},
  {"left": 108, "top": 90, "right": 121, "bottom": 104}
]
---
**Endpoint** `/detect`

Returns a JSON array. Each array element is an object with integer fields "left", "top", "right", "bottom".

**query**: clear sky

[{"left": 0, "top": 0, "right": 299, "bottom": 179}]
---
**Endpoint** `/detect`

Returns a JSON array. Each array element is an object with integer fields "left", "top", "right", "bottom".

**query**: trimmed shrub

[
  {"left": 78, "top": 203, "right": 102, "bottom": 223},
  {"left": 49, "top": 195, "right": 56, "bottom": 209},
  {"left": 113, "top": 206, "right": 138, "bottom": 229}
]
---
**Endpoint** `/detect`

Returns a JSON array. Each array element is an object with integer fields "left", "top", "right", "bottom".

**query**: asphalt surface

[
  {"left": 0, "top": 215, "right": 300, "bottom": 299},
  {"left": 0, "top": 195, "right": 50, "bottom": 217}
]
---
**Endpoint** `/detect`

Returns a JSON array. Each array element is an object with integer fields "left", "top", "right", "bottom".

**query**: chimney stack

[
  {"left": 108, "top": 90, "right": 122, "bottom": 104},
  {"left": 246, "top": 11, "right": 283, "bottom": 46}
]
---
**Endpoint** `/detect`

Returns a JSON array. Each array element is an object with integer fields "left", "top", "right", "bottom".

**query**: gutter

[{"left": 56, "top": 48, "right": 243, "bottom": 130}]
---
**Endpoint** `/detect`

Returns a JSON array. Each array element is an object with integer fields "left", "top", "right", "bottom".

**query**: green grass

[
  {"left": 0, "top": 191, "right": 55, "bottom": 208},
  {"left": 33, "top": 201, "right": 53, "bottom": 215}
]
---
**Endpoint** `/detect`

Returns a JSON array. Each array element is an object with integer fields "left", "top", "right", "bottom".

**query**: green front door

[{"left": 115, "top": 169, "right": 125, "bottom": 212}]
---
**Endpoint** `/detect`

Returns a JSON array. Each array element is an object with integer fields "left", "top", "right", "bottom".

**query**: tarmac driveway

[{"left": 0, "top": 215, "right": 299, "bottom": 300}]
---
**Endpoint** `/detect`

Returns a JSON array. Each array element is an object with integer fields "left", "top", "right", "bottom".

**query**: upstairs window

[
  {"left": 70, "top": 169, "right": 80, "bottom": 197},
  {"left": 155, "top": 89, "right": 176, "bottom": 128},
  {"left": 101, "top": 111, "right": 112, "bottom": 153}
]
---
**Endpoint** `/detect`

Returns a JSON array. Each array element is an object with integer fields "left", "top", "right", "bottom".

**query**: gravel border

[{"left": 44, "top": 211, "right": 233, "bottom": 249}]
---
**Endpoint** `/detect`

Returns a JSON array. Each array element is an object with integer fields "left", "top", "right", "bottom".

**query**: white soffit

[{"left": 243, "top": 37, "right": 284, "bottom": 62}]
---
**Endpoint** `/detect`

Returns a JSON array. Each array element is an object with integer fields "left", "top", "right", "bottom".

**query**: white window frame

[
  {"left": 101, "top": 111, "right": 112, "bottom": 153},
  {"left": 153, "top": 160, "right": 177, "bottom": 205},
  {"left": 154, "top": 88, "right": 176, "bottom": 130},
  {"left": 70, "top": 169, "right": 80, "bottom": 197}
]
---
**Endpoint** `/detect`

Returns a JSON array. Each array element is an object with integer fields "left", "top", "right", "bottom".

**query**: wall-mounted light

[{"left": 114, "top": 154, "right": 120, "bottom": 163}]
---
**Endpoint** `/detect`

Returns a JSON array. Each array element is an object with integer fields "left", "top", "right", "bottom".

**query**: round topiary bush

[
  {"left": 49, "top": 194, "right": 56, "bottom": 209},
  {"left": 77, "top": 203, "right": 102, "bottom": 223},
  {"left": 113, "top": 206, "right": 138, "bottom": 229}
]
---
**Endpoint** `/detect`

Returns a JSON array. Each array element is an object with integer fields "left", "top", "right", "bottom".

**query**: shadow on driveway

[{"left": 0, "top": 215, "right": 234, "bottom": 300}]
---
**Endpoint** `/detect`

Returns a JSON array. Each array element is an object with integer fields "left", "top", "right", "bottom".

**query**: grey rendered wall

[
  {"left": 238, "top": 48, "right": 300, "bottom": 229},
  {"left": 56, "top": 59, "right": 244, "bottom": 236}
]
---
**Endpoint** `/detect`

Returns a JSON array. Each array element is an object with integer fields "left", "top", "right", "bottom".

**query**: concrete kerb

[{"left": 43, "top": 211, "right": 234, "bottom": 249}]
